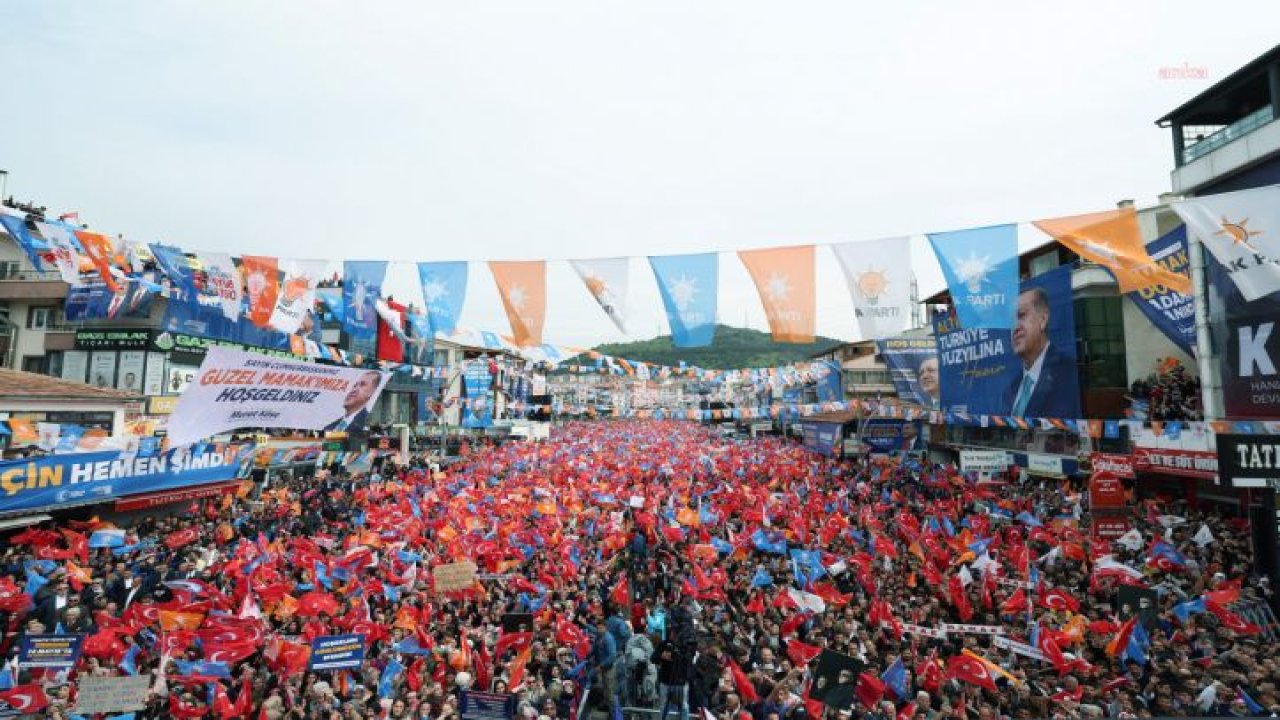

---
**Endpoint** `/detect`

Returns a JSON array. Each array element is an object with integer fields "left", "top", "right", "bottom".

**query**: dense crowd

[
  {"left": 1127, "top": 360, "right": 1203, "bottom": 422},
  {"left": 0, "top": 421, "right": 1276, "bottom": 719}
]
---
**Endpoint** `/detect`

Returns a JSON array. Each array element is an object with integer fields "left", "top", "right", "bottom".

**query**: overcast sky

[{"left": 2, "top": 2, "right": 1278, "bottom": 348}]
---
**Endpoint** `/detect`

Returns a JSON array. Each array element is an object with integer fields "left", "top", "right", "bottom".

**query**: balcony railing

[
  {"left": 0, "top": 266, "right": 61, "bottom": 282},
  {"left": 1182, "top": 105, "right": 1275, "bottom": 164}
]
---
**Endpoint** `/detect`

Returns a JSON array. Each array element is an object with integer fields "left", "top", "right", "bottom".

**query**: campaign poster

[
  {"left": 166, "top": 363, "right": 199, "bottom": 395},
  {"left": 934, "top": 266, "right": 1081, "bottom": 418},
  {"left": 462, "top": 361, "right": 494, "bottom": 429},
  {"left": 1205, "top": 238, "right": 1280, "bottom": 418},
  {"left": 308, "top": 634, "right": 367, "bottom": 671},
  {"left": 860, "top": 419, "right": 923, "bottom": 454},
  {"left": 1126, "top": 227, "right": 1195, "bottom": 356},
  {"left": 19, "top": 634, "right": 84, "bottom": 668},
  {"left": 0, "top": 444, "right": 246, "bottom": 513},
  {"left": 117, "top": 351, "right": 145, "bottom": 393},
  {"left": 165, "top": 347, "right": 391, "bottom": 446},
  {"left": 64, "top": 280, "right": 153, "bottom": 322},
  {"left": 875, "top": 337, "right": 939, "bottom": 408},
  {"left": 90, "top": 352, "right": 117, "bottom": 390},
  {"left": 812, "top": 360, "right": 844, "bottom": 403},
  {"left": 61, "top": 350, "right": 88, "bottom": 384},
  {"left": 799, "top": 420, "right": 841, "bottom": 457},
  {"left": 144, "top": 352, "right": 168, "bottom": 396}
]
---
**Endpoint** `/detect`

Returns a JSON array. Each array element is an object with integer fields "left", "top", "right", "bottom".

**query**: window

[
  {"left": 0, "top": 261, "right": 18, "bottom": 280},
  {"left": 1074, "top": 297, "right": 1127, "bottom": 389},
  {"left": 21, "top": 355, "right": 45, "bottom": 374},
  {"left": 26, "top": 306, "right": 55, "bottom": 330},
  {"left": 1028, "top": 250, "right": 1060, "bottom": 278}
]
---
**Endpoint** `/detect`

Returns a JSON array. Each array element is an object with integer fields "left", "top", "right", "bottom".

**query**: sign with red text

[
  {"left": 1090, "top": 452, "right": 1135, "bottom": 479},
  {"left": 1089, "top": 472, "right": 1128, "bottom": 510},
  {"left": 166, "top": 347, "right": 390, "bottom": 446},
  {"left": 1133, "top": 447, "right": 1218, "bottom": 481}
]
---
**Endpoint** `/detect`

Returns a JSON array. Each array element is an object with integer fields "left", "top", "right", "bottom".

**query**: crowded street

[{"left": 2, "top": 421, "right": 1275, "bottom": 718}]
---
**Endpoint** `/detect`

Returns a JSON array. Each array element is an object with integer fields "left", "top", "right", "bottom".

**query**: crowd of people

[
  {"left": 1126, "top": 360, "right": 1203, "bottom": 422},
  {"left": 0, "top": 420, "right": 1276, "bottom": 719}
]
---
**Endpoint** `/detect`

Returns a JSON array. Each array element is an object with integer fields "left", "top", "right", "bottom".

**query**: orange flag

[
  {"left": 488, "top": 261, "right": 547, "bottom": 347},
  {"left": 240, "top": 256, "right": 280, "bottom": 328},
  {"left": 6, "top": 419, "right": 38, "bottom": 446},
  {"left": 158, "top": 609, "right": 206, "bottom": 631},
  {"left": 73, "top": 230, "right": 122, "bottom": 292},
  {"left": 737, "top": 246, "right": 815, "bottom": 343},
  {"left": 1033, "top": 208, "right": 1191, "bottom": 294}
]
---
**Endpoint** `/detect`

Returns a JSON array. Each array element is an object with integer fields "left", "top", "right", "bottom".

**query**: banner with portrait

[
  {"left": 875, "top": 337, "right": 939, "bottom": 409},
  {"left": 934, "top": 266, "right": 1080, "bottom": 418},
  {"left": 166, "top": 347, "right": 390, "bottom": 446},
  {"left": 462, "top": 360, "right": 494, "bottom": 429}
]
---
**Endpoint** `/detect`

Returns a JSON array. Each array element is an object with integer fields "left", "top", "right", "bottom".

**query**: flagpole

[{"left": 1186, "top": 228, "right": 1224, "bottom": 420}]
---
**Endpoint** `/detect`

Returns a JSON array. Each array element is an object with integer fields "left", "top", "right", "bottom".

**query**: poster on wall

[
  {"left": 62, "top": 350, "right": 88, "bottom": 384},
  {"left": 117, "top": 351, "right": 145, "bottom": 393},
  {"left": 165, "top": 364, "right": 199, "bottom": 395},
  {"left": 462, "top": 361, "right": 494, "bottom": 429},
  {"left": 1223, "top": 308, "right": 1280, "bottom": 419},
  {"left": 144, "top": 352, "right": 167, "bottom": 396},
  {"left": 875, "top": 337, "right": 939, "bottom": 409},
  {"left": 812, "top": 360, "right": 844, "bottom": 403},
  {"left": 165, "top": 347, "right": 391, "bottom": 446},
  {"left": 934, "top": 266, "right": 1081, "bottom": 418},
  {"left": 860, "top": 418, "right": 923, "bottom": 454},
  {"left": 89, "top": 352, "right": 117, "bottom": 390}
]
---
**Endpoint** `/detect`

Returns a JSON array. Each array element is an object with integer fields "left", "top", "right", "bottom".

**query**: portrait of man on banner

[
  {"left": 323, "top": 370, "right": 384, "bottom": 432},
  {"left": 1000, "top": 285, "right": 1080, "bottom": 418}
]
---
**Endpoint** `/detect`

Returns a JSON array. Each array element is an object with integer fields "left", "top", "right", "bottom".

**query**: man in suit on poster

[
  {"left": 324, "top": 370, "right": 382, "bottom": 432},
  {"left": 1001, "top": 286, "right": 1079, "bottom": 419}
]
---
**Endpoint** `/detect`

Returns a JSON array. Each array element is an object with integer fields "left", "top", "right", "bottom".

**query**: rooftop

[
  {"left": 0, "top": 368, "right": 140, "bottom": 402},
  {"left": 1155, "top": 43, "right": 1280, "bottom": 126}
]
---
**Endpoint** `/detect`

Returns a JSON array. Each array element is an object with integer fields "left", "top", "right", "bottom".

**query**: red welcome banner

[{"left": 1132, "top": 447, "right": 1218, "bottom": 481}]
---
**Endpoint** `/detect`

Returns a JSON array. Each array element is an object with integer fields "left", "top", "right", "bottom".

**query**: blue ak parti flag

[
  {"left": 149, "top": 243, "right": 199, "bottom": 302},
  {"left": 342, "top": 260, "right": 388, "bottom": 341},
  {"left": 416, "top": 261, "right": 468, "bottom": 335},
  {"left": 0, "top": 214, "right": 49, "bottom": 271},
  {"left": 379, "top": 657, "right": 404, "bottom": 698},
  {"left": 881, "top": 658, "right": 909, "bottom": 700},
  {"left": 927, "top": 223, "right": 1019, "bottom": 329},
  {"left": 649, "top": 252, "right": 718, "bottom": 347},
  {"left": 1173, "top": 596, "right": 1207, "bottom": 622},
  {"left": 751, "top": 567, "right": 774, "bottom": 588}
]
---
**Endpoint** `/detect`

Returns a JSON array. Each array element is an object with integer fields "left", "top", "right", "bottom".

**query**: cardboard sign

[
  {"left": 74, "top": 675, "right": 152, "bottom": 714},
  {"left": 434, "top": 561, "right": 478, "bottom": 593}
]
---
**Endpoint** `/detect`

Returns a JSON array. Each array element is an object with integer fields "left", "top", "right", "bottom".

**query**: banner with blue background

[
  {"left": 649, "top": 252, "right": 718, "bottom": 348},
  {"left": 875, "top": 337, "right": 939, "bottom": 409},
  {"left": 1127, "top": 226, "right": 1195, "bottom": 356}
]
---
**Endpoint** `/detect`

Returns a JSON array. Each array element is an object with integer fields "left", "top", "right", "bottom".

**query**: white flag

[
  {"left": 1115, "top": 528, "right": 1144, "bottom": 552},
  {"left": 195, "top": 251, "right": 244, "bottom": 321},
  {"left": 1193, "top": 524, "right": 1215, "bottom": 547},
  {"left": 958, "top": 564, "right": 974, "bottom": 587},
  {"left": 34, "top": 221, "right": 85, "bottom": 286},
  {"left": 831, "top": 237, "right": 913, "bottom": 340},
  {"left": 269, "top": 258, "right": 327, "bottom": 334},
  {"left": 1173, "top": 185, "right": 1280, "bottom": 301},
  {"left": 569, "top": 257, "right": 630, "bottom": 333}
]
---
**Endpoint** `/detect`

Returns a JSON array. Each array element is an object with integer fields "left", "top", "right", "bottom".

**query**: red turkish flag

[
  {"left": 946, "top": 655, "right": 997, "bottom": 691},
  {"left": 785, "top": 639, "right": 823, "bottom": 667},
  {"left": 727, "top": 659, "right": 760, "bottom": 703},
  {"left": 0, "top": 684, "right": 49, "bottom": 714},
  {"left": 855, "top": 673, "right": 885, "bottom": 708},
  {"left": 1038, "top": 588, "right": 1081, "bottom": 613}
]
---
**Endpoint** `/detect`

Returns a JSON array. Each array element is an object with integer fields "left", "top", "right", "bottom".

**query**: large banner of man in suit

[{"left": 934, "top": 266, "right": 1081, "bottom": 418}]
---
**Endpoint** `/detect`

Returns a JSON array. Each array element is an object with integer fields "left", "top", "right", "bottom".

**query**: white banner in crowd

[
  {"left": 167, "top": 347, "right": 390, "bottom": 446},
  {"left": 831, "top": 237, "right": 914, "bottom": 340},
  {"left": 961, "top": 449, "right": 1010, "bottom": 474},
  {"left": 269, "top": 258, "right": 328, "bottom": 334}
]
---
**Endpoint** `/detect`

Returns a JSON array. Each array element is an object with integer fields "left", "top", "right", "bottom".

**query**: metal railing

[
  {"left": 0, "top": 266, "right": 61, "bottom": 282},
  {"left": 1182, "top": 105, "right": 1275, "bottom": 164}
]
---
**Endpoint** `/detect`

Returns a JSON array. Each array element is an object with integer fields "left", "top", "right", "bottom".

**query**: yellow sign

[{"left": 147, "top": 396, "right": 181, "bottom": 415}]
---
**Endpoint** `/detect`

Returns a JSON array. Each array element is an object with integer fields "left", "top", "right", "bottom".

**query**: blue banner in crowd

[
  {"left": 308, "top": 634, "right": 367, "bottom": 671},
  {"left": 0, "top": 446, "right": 248, "bottom": 514},
  {"left": 934, "top": 266, "right": 1081, "bottom": 418},
  {"left": 1127, "top": 226, "right": 1195, "bottom": 356},
  {"left": 928, "top": 224, "right": 1019, "bottom": 329},
  {"left": 64, "top": 280, "right": 155, "bottom": 322},
  {"left": 416, "top": 261, "right": 469, "bottom": 335},
  {"left": 342, "top": 261, "right": 388, "bottom": 341},
  {"left": 649, "top": 252, "right": 718, "bottom": 348},
  {"left": 462, "top": 361, "right": 494, "bottom": 428},
  {"left": 874, "top": 337, "right": 939, "bottom": 409},
  {"left": 18, "top": 634, "right": 84, "bottom": 669}
]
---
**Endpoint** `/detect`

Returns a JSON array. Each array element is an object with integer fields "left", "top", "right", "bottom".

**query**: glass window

[
  {"left": 26, "top": 306, "right": 55, "bottom": 330},
  {"left": 1074, "top": 297, "right": 1126, "bottom": 389}
]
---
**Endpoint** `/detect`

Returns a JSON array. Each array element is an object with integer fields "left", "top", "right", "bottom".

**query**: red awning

[{"left": 114, "top": 480, "right": 242, "bottom": 512}]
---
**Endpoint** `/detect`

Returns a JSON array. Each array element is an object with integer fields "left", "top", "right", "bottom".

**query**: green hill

[{"left": 573, "top": 325, "right": 842, "bottom": 369}]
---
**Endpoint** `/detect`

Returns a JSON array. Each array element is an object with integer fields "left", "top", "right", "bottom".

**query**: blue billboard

[
  {"left": 1127, "top": 226, "right": 1195, "bottom": 356},
  {"left": 0, "top": 446, "right": 248, "bottom": 514},
  {"left": 860, "top": 419, "right": 924, "bottom": 454},
  {"left": 799, "top": 421, "right": 841, "bottom": 457},
  {"left": 934, "top": 266, "right": 1081, "bottom": 418},
  {"left": 874, "top": 337, "right": 939, "bottom": 409}
]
